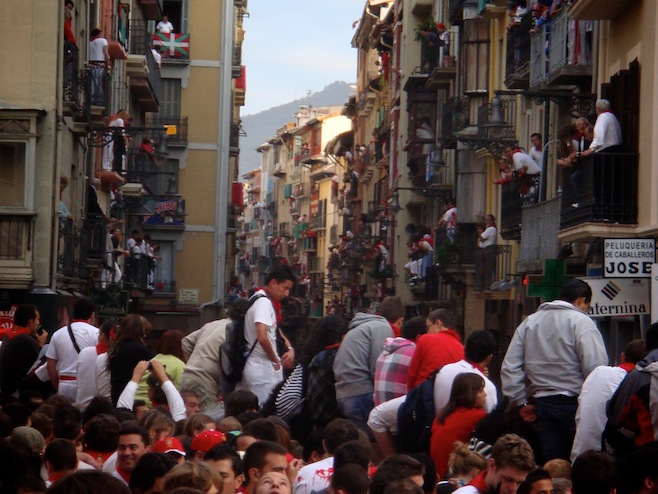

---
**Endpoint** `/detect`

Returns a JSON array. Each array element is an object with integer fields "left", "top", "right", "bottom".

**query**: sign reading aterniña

[
  {"left": 581, "top": 278, "right": 649, "bottom": 317},
  {"left": 603, "top": 238, "right": 655, "bottom": 278}
]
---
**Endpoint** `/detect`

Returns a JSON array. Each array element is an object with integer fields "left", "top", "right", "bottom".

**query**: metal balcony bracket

[{"left": 524, "top": 91, "right": 596, "bottom": 118}]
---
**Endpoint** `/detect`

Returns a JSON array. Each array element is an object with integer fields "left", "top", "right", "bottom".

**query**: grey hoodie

[{"left": 333, "top": 312, "right": 394, "bottom": 399}]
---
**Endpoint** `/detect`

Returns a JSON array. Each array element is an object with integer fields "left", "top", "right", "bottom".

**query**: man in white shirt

[
  {"left": 505, "top": 146, "right": 541, "bottom": 177},
  {"left": 528, "top": 133, "right": 544, "bottom": 169},
  {"left": 236, "top": 264, "right": 296, "bottom": 406},
  {"left": 75, "top": 320, "right": 112, "bottom": 408},
  {"left": 46, "top": 298, "right": 98, "bottom": 401},
  {"left": 156, "top": 15, "right": 174, "bottom": 34},
  {"left": 580, "top": 99, "right": 623, "bottom": 157},
  {"left": 293, "top": 419, "right": 359, "bottom": 494},
  {"left": 88, "top": 28, "right": 109, "bottom": 105},
  {"left": 434, "top": 330, "right": 498, "bottom": 415}
]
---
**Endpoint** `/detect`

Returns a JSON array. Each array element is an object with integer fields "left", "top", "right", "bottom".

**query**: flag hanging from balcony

[{"left": 153, "top": 33, "right": 190, "bottom": 59}]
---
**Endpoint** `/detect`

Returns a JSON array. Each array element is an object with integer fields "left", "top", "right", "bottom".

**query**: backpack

[
  {"left": 306, "top": 347, "right": 340, "bottom": 426},
  {"left": 219, "top": 294, "right": 266, "bottom": 384},
  {"left": 395, "top": 371, "right": 439, "bottom": 454}
]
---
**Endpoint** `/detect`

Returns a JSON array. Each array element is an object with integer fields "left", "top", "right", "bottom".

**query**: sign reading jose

[{"left": 604, "top": 238, "right": 655, "bottom": 278}]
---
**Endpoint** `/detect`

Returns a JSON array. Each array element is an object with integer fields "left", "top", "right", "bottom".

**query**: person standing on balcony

[
  {"left": 63, "top": 0, "right": 78, "bottom": 100},
  {"left": 156, "top": 15, "right": 174, "bottom": 34},
  {"left": 436, "top": 198, "right": 457, "bottom": 244},
  {"left": 476, "top": 215, "right": 498, "bottom": 291},
  {"left": 529, "top": 133, "right": 544, "bottom": 169},
  {"left": 578, "top": 99, "right": 623, "bottom": 158},
  {"left": 89, "top": 28, "right": 109, "bottom": 106},
  {"left": 504, "top": 146, "right": 541, "bottom": 202},
  {"left": 501, "top": 279, "right": 608, "bottom": 461}
]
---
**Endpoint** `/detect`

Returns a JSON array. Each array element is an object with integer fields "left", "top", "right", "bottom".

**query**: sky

[{"left": 241, "top": 0, "right": 364, "bottom": 116}]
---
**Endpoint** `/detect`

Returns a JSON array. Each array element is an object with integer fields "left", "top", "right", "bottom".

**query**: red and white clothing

[
  {"left": 46, "top": 321, "right": 98, "bottom": 401},
  {"left": 75, "top": 342, "right": 107, "bottom": 408},
  {"left": 511, "top": 150, "right": 541, "bottom": 175},
  {"left": 431, "top": 407, "right": 486, "bottom": 479},
  {"left": 374, "top": 337, "right": 416, "bottom": 406},
  {"left": 293, "top": 456, "right": 334, "bottom": 494},
  {"left": 434, "top": 359, "right": 498, "bottom": 415},
  {"left": 407, "top": 330, "right": 464, "bottom": 389}
]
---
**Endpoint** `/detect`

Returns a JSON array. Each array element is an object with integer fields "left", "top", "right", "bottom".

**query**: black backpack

[
  {"left": 395, "top": 370, "right": 439, "bottom": 454},
  {"left": 219, "top": 294, "right": 266, "bottom": 384}
]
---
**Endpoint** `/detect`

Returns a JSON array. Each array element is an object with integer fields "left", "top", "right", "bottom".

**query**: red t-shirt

[{"left": 406, "top": 330, "right": 464, "bottom": 389}]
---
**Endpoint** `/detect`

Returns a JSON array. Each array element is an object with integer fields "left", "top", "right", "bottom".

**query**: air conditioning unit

[{"left": 120, "top": 183, "right": 145, "bottom": 197}]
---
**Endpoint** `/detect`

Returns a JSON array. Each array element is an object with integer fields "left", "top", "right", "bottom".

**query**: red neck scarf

[
  {"left": 468, "top": 470, "right": 489, "bottom": 493},
  {"left": 116, "top": 465, "right": 131, "bottom": 484},
  {"left": 389, "top": 322, "right": 401, "bottom": 338},
  {"left": 619, "top": 362, "right": 636, "bottom": 373}
]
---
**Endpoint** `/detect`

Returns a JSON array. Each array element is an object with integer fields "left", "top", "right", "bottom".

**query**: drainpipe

[{"left": 213, "top": 0, "right": 234, "bottom": 306}]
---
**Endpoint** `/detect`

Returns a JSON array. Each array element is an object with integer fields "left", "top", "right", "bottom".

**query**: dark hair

[
  {"left": 204, "top": 443, "right": 243, "bottom": 475},
  {"left": 82, "top": 396, "right": 114, "bottom": 424},
  {"left": 158, "top": 330, "right": 185, "bottom": 360},
  {"left": 331, "top": 464, "right": 370, "bottom": 494},
  {"left": 427, "top": 308, "right": 457, "bottom": 329},
  {"left": 302, "top": 429, "right": 325, "bottom": 463},
  {"left": 465, "top": 330, "right": 497, "bottom": 363},
  {"left": 90, "top": 28, "right": 102, "bottom": 37},
  {"left": 184, "top": 413, "right": 215, "bottom": 438},
  {"left": 119, "top": 424, "right": 150, "bottom": 448},
  {"left": 530, "top": 133, "right": 542, "bottom": 140},
  {"left": 2, "top": 402, "right": 31, "bottom": 427},
  {"left": 243, "top": 418, "right": 278, "bottom": 443},
  {"left": 83, "top": 414, "right": 120, "bottom": 452},
  {"left": 491, "top": 434, "right": 535, "bottom": 472},
  {"left": 225, "top": 390, "right": 259, "bottom": 418},
  {"left": 29, "top": 412, "right": 52, "bottom": 440},
  {"left": 99, "top": 320, "right": 115, "bottom": 341},
  {"left": 53, "top": 405, "right": 82, "bottom": 440},
  {"left": 14, "top": 304, "right": 38, "bottom": 328},
  {"left": 324, "top": 418, "right": 360, "bottom": 455},
  {"left": 72, "top": 297, "right": 96, "bottom": 320},
  {"left": 266, "top": 264, "right": 296, "bottom": 284},
  {"left": 645, "top": 322, "right": 658, "bottom": 352},
  {"left": 401, "top": 316, "right": 428, "bottom": 341},
  {"left": 438, "top": 373, "right": 485, "bottom": 423},
  {"left": 227, "top": 298, "right": 251, "bottom": 321},
  {"left": 44, "top": 438, "right": 78, "bottom": 472},
  {"left": 571, "top": 451, "right": 616, "bottom": 494},
  {"left": 518, "top": 468, "right": 552, "bottom": 494},
  {"left": 48, "top": 470, "right": 130, "bottom": 494},
  {"left": 333, "top": 440, "right": 371, "bottom": 471},
  {"left": 108, "top": 314, "right": 147, "bottom": 362},
  {"left": 379, "top": 296, "right": 405, "bottom": 323},
  {"left": 298, "top": 315, "right": 348, "bottom": 366},
  {"left": 129, "top": 452, "right": 176, "bottom": 493},
  {"left": 618, "top": 446, "right": 658, "bottom": 494},
  {"left": 623, "top": 339, "right": 646, "bottom": 364},
  {"left": 370, "top": 454, "right": 425, "bottom": 494},
  {"left": 558, "top": 279, "right": 592, "bottom": 305},
  {"left": 410, "top": 453, "right": 437, "bottom": 494},
  {"left": 111, "top": 407, "right": 137, "bottom": 424},
  {"left": 65, "top": 0, "right": 74, "bottom": 7},
  {"left": 384, "top": 479, "right": 424, "bottom": 494},
  {"left": 242, "top": 440, "right": 287, "bottom": 482}
]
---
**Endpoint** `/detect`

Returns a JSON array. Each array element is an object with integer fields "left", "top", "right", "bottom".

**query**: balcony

[
  {"left": 449, "top": 0, "right": 479, "bottom": 24},
  {"left": 128, "top": 20, "right": 161, "bottom": 111},
  {"left": 58, "top": 218, "right": 88, "bottom": 281},
  {"left": 411, "top": 0, "right": 433, "bottom": 15},
  {"left": 546, "top": 8, "right": 592, "bottom": 87},
  {"left": 302, "top": 236, "right": 317, "bottom": 252},
  {"left": 84, "top": 213, "right": 107, "bottom": 262},
  {"left": 145, "top": 115, "right": 188, "bottom": 146},
  {"left": 474, "top": 245, "right": 513, "bottom": 292},
  {"left": 0, "top": 213, "right": 35, "bottom": 289},
  {"left": 559, "top": 152, "right": 638, "bottom": 230},
  {"left": 504, "top": 13, "right": 532, "bottom": 89},
  {"left": 311, "top": 215, "right": 326, "bottom": 231},
  {"left": 500, "top": 175, "right": 539, "bottom": 240},
  {"left": 518, "top": 197, "right": 560, "bottom": 272},
  {"left": 529, "top": 8, "right": 592, "bottom": 90},
  {"left": 123, "top": 253, "right": 152, "bottom": 290},
  {"left": 84, "top": 63, "right": 111, "bottom": 125},
  {"left": 441, "top": 97, "right": 470, "bottom": 147}
]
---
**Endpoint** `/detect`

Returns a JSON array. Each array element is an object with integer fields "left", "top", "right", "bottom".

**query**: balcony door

[{"left": 601, "top": 59, "right": 639, "bottom": 153}]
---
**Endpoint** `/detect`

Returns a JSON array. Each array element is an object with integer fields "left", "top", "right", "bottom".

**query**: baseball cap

[
  {"left": 152, "top": 436, "right": 186, "bottom": 456},
  {"left": 190, "top": 430, "right": 226, "bottom": 453},
  {"left": 9, "top": 426, "right": 45, "bottom": 458}
]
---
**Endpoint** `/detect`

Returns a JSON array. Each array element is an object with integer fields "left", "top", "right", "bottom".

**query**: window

[
  {"left": 160, "top": 79, "right": 181, "bottom": 118},
  {"left": 461, "top": 18, "right": 489, "bottom": 94},
  {"left": 0, "top": 143, "right": 26, "bottom": 208},
  {"left": 154, "top": 240, "right": 175, "bottom": 292},
  {"left": 162, "top": 0, "right": 189, "bottom": 34}
]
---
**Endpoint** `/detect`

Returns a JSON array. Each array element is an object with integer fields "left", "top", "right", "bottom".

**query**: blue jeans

[
  {"left": 535, "top": 395, "right": 578, "bottom": 461},
  {"left": 337, "top": 393, "right": 375, "bottom": 437}
]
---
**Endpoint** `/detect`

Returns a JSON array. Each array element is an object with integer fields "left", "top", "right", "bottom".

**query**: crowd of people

[{"left": 0, "top": 268, "right": 656, "bottom": 494}]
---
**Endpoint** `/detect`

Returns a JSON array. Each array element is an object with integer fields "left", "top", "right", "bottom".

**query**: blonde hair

[
  {"left": 163, "top": 461, "right": 223, "bottom": 494},
  {"left": 448, "top": 441, "right": 487, "bottom": 476}
]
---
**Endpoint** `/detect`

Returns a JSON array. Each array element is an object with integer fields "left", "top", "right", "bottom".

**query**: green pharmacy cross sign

[{"left": 527, "top": 259, "right": 569, "bottom": 301}]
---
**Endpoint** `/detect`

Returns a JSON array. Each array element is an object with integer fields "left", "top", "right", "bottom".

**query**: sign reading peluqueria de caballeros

[{"left": 603, "top": 238, "right": 655, "bottom": 278}]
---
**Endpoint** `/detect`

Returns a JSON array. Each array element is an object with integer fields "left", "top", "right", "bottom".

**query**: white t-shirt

[
  {"left": 89, "top": 36, "right": 108, "bottom": 62},
  {"left": 293, "top": 456, "right": 334, "bottom": 494},
  {"left": 590, "top": 111, "right": 623, "bottom": 152},
  {"left": 571, "top": 365, "right": 627, "bottom": 461},
  {"left": 478, "top": 226, "right": 497, "bottom": 248},
  {"left": 433, "top": 359, "right": 498, "bottom": 415},
  {"left": 156, "top": 20, "right": 174, "bottom": 33},
  {"left": 244, "top": 290, "right": 278, "bottom": 361},
  {"left": 95, "top": 352, "right": 112, "bottom": 399},
  {"left": 512, "top": 151, "right": 541, "bottom": 175},
  {"left": 529, "top": 147, "right": 544, "bottom": 168},
  {"left": 75, "top": 345, "right": 100, "bottom": 408},
  {"left": 46, "top": 322, "right": 99, "bottom": 378}
]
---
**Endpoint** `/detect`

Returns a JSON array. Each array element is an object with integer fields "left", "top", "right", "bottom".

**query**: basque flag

[{"left": 153, "top": 33, "right": 190, "bottom": 58}]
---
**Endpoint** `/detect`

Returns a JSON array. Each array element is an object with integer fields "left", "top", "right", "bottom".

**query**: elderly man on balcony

[{"left": 578, "top": 99, "right": 623, "bottom": 158}]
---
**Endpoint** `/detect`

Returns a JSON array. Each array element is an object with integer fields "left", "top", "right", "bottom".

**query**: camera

[{"left": 36, "top": 325, "right": 45, "bottom": 336}]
